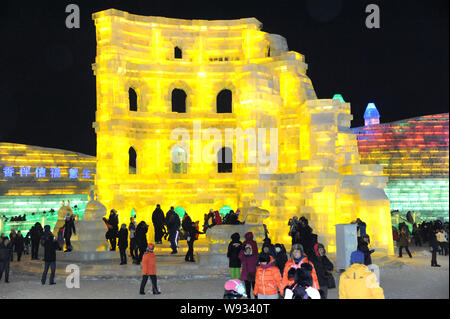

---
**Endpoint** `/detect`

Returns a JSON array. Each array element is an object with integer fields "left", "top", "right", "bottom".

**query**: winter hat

[
  {"left": 350, "top": 250, "right": 364, "bottom": 265},
  {"left": 258, "top": 253, "right": 270, "bottom": 263},
  {"left": 294, "top": 267, "right": 313, "bottom": 287},
  {"left": 231, "top": 232, "right": 240, "bottom": 241},
  {"left": 301, "top": 262, "right": 313, "bottom": 272},
  {"left": 290, "top": 244, "right": 304, "bottom": 258},
  {"left": 224, "top": 279, "right": 247, "bottom": 298},
  {"left": 287, "top": 268, "right": 296, "bottom": 279},
  {"left": 314, "top": 243, "right": 325, "bottom": 256},
  {"left": 244, "top": 232, "right": 253, "bottom": 240}
]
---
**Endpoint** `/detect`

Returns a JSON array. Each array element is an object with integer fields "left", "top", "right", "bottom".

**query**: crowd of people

[
  {"left": 392, "top": 219, "right": 448, "bottom": 267},
  {"left": 225, "top": 215, "right": 336, "bottom": 300},
  {"left": 223, "top": 215, "right": 389, "bottom": 299},
  {"left": 0, "top": 206, "right": 447, "bottom": 300}
]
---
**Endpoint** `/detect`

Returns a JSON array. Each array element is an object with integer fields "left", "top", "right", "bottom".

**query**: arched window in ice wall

[
  {"left": 174, "top": 46, "right": 182, "bottom": 59},
  {"left": 216, "top": 89, "right": 232, "bottom": 113},
  {"left": 129, "top": 88, "right": 138, "bottom": 111},
  {"left": 171, "top": 146, "right": 187, "bottom": 174},
  {"left": 218, "top": 147, "right": 232, "bottom": 173},
  {"left": 129, "top": 147, "right": 137, "bottom": 174},
  {"left": 172, "top": 88, "right": 187, "bottom": 113}
]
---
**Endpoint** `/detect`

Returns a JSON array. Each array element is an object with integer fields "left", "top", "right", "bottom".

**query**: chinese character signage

[{"left": 1, "top": 166, "right": 94, "bottom": 180}]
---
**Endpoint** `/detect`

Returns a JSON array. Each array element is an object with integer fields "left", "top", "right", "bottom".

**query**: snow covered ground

[{"left": 0, "top": 245, "right": 447, "bottom": 299}]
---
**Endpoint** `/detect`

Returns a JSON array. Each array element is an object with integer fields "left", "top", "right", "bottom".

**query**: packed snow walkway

[{"left": 0, "top": 245, "right": 447, "bottom": 299}]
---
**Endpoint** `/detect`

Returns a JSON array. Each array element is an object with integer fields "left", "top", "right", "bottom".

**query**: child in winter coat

[
  {"left": 118, "top": 224, "right": 128, "bottom": 265},
  {"left": 238, "top": 243, "right": 258, "bottom": 298},
  {"left": 139, "top": 243, "right": 161, "bottom": 295},
  {"left": 227, "top": 233, "right": 243, "bottom": 279},
  {"left": 253, "top": 253, "right": 284, "bottom": 299}
]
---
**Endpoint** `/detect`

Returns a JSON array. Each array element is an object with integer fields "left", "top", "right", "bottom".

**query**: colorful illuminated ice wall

[
  {"left": 0, "top": 142, "right": 96, "bottom": 234},
  {"left": 353, "top": 107, "right": 449, "bottom": 221},
  {"left": 92, "top": 9, "right": 394, "bottom": 254}
]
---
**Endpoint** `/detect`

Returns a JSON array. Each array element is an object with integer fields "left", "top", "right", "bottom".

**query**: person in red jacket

[
  {"left": 282, "top": 243, "right": 320, "bottom": 291},
  {"left": 253, "top": 253, "right": 284, "bottom": 299},
  {"left": 139, "top": 243, "right": 161, "bottom": 295}
]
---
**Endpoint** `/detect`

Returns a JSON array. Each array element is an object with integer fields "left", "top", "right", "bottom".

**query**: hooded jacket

[
  {"left": 253, "top": 262, "right": 284, "bottom": 296},
  {"left": 309, "top": 243, "right": 333, "bottom": 287},
  {"left": 227, "top": 233, "right": 243, "bottom": 268},
  {"left": 238, "top": 244, "right": 258, "bottom": 281},
  {"left": 242, "top": 232, "right": 258, "bottom": 257},
  {"left": 142, "top": 244, "right": 156, "bottom": 275},
  {"left": 339, "top": 263, "right": 385, "bottom": 299},
  {"left": 135, "top": 222, "right": 149, "bottom": 248}
]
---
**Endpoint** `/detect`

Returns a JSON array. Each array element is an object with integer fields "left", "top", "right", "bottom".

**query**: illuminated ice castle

[
  {"left": 353, "top": 104, "right": 449, "bottom": 222},
  {"left": 91, "top": 9, "right": 394, "bottom": 254}
]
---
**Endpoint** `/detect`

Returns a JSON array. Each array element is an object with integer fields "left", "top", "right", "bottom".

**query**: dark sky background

[{"left": 0, "top": 0, "right": 448, "bottom": 156}]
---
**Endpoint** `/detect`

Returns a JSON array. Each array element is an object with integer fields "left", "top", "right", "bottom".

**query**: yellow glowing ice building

[{"left": 92, "top": 9, "right": 394, "bottom": 254}]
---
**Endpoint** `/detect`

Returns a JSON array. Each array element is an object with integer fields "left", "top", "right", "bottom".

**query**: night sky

[{"left": 0, "top": 0, "right": 448, "bottom": 156}]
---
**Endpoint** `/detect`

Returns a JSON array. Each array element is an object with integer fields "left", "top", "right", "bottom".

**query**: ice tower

[{"left": 92, "top": 9, "right": 394, "bottom": 254}]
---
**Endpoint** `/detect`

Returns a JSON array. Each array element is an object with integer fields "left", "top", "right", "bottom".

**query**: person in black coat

[
  {"left": 227, "top": 232, "right": 243, "bottom": 278},
  {"left": 184, "top": 219, "right": 204, "bottom": 262},
  {"left": 357, "top": 234, "right": 374, "bottom": 265},
  {"left": 30, "top": 222, "right": 43, "bottom": 260},
  {"left": 152, "top": 204, "right": 165, "bottom": 244},
  {"left": 134, "top": 221, "right": 148, "bottom": 264},
  {"left": 430, "top": 229, "right": 441, "bottom": 267},
  {"left": 0, "top": 237, "right": 12, "bottom": 282},
  {"left": 105, "top": 210, "right": 119, "bottom": 251},
  {"left": 63, "top": 214, "right": 76, "bottom": 252},
  {"left": 310, "top": 243, "right": 334, "bottom": 299},
  {"left": 166, "top": 207, "right": 181, "bottom": 254},
  {"left": 128, "top": 217, "right": 137, "bottom": 260},
  {"left": 118, "top": 224, "right": 128, "bottom": 265},
  {"left": 15, "top": 231, "right": 24, "bottom": 262},
  {"left": 8, "top": 230, "right": 17, "bottom": 262},
  {"left": 274, "top": 243, "right": 288, "bottom": 276},
  {"left": 298, "top": 217, "right": 315, "bottom": 257},
  {"left": 41, "top": 234, "right": 60, "bottom": 285}
]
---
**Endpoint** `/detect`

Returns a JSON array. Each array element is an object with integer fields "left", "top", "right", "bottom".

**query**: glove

[{"left": 369, "top": 249, "right": 375, "bottom": 254}]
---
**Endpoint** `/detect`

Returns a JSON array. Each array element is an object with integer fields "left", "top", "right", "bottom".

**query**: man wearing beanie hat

[{"left": 339, "top": 250, "right": 384, "bottom": 299}]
